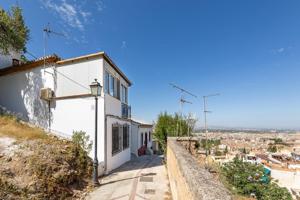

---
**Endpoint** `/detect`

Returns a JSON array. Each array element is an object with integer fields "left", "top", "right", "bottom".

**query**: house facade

[
  {"left": 131, "top": 119, "right": 153, "bottom": 156},
  {"left": 0, "top": 52, "right": 144, "bottom": 175}
]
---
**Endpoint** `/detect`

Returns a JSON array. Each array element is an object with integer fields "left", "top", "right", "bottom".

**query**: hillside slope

[{"left": 0, "top": 115, "right": 93, "bottom": 200}]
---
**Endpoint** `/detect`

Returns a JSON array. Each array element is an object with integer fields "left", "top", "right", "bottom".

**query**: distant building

[{"left": 131, "top": 119, "right": 153, "bottom": 156}]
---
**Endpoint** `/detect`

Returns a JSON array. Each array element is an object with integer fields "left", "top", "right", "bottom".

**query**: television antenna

[
  {"left": 170, "top": 83, "right": 196, "bottom": 136},
  {"left": 203, "top": 93, "right": 220, "bottom": 156},
  {"left": 43, "top": 23, "right": 65, "bottom": 69}
]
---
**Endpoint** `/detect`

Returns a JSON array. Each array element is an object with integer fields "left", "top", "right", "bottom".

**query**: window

[
  {"left": 149, "top": 132, "right": 151, "bottom": 142},
  {"left": 112, "top": 124, "right": 130, "bottom": 155},
  {"left": 112, "top": 125, "right": 121, "bottom": 154},
  {"left": 141, "top": 133, "right": 143, "bottom": 146},
  {"left": 104, "top": 71, "right": 109, "bottom": 93},
  {"left": 116, "top": 79, "right": 120, "bottom": 99},
  {"left": 123, "top": 125, "right": 129, "bottom": 149},
  {"left": 121, "top": 84, "right": 128, "bottom": 103},
  {"left": 106, "top": 72, "right": 120, "bottom": 99},
  {"left": 109, "top": 74, "right": 114, "bottom": 96}
]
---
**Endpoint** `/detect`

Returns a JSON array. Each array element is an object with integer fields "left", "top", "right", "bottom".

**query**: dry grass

[{"left": 0, "top": 115, "right": 48, "bottom": 140}]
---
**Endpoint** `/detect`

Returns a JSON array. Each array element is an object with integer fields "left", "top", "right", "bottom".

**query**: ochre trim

[
  {"left": 0, "top": 56, "right": 60, "bottom": 77},
  {"left": 52, "top": 93, "right": 92, "bottom": 100}
]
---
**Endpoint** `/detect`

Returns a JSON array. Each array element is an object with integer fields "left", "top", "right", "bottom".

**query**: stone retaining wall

[{"left": 167, "top": 137, "right": 232, "bottom": 200}]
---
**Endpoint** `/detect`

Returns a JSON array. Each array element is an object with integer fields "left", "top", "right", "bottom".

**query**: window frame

[
  {"left": 121, "top": 84, "right": 128, "bottom": 104},
  {"left": 122, "top": 124, "right": 129, "bottom": 150},
  {"left": 112, "top": 124, "right": 121, "bottom": 155},
  {"left": 109, "top": 74, "right": 115, "bottom": 96},
  {"left": 105, "top": 70, "right": 122, "bottom": 101}
]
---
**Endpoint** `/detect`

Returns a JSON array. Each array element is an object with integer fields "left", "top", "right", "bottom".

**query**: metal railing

[{"left": 121, "top": 103, "right": 131, "bottom": 119}]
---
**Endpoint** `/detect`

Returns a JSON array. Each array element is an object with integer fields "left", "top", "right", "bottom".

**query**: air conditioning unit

[{"left": 40, "top": 88, "right": 53, "bottom": 100}]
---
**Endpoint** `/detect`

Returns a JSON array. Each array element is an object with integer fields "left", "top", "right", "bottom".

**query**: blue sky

[{"left": 2, "top": 0, "right": 300, "bottom": 129}]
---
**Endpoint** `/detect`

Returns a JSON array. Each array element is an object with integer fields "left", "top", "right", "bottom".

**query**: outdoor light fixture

[
  {"left": 90, "top": 79, "right": 102, "bottom": 96},
  {"left": 90, "top": 79, "right": 102, "bottom": 186}
]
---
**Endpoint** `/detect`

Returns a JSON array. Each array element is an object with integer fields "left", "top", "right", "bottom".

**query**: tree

[
  {"left": 260, "top": 183, "right": 292, "bottom": 200},
  {"left": 185, "top": 113, "right": 198, "bottom": 136},
  {"left": 200, "top": 139, "right": 220, "bottom": 154},
  {"left": 0, "top": 6, "right": 29, "bottom": 54},
  {"left": 153, "top": 112, "right": 190, "bottom": 152}
]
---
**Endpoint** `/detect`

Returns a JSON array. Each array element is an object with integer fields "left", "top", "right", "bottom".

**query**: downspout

[
  {"left": 48, "top": 100, "right": 51, "bottom": 132},
  {"left": 104, "top": 97, "right": 108, "bottom": 173}
]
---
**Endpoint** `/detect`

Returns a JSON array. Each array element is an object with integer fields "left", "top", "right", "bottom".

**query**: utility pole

[{"left": 203, "top": 93, "right": 220, "bottom": 156}]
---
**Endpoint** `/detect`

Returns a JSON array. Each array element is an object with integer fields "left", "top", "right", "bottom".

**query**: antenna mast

[
  {"left": 170, "top": 83, "right": 196, "bottom": 137},
  {"left": 43, "top": 23, "right": 65, "bottom": 69},
  {"left": 203, "top": 93, "right": 220, "bottom": 156}
]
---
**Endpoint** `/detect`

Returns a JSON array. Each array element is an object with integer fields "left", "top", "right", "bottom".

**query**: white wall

[
  {"left": 131, "top": 122, "right": 139, "bottom": 156},
  {"left": 106, "top": 116, "right": 131, "bottom": 172},
  {"left": 56, "top": 58, "right": 103, "bottom": 97},
  {"left": 138, "top": 127, "right": 153, "bottom": 149},
  {"left": 51, "top": 97, "right": 106, "bottom": 175},
  {"left": 0, "top": 65, "right": 54, "bottom": 128},
  {"left": 104, "top": 59, "right": 129, "bottom": 117},
  {"left": 0, "top": 51, "right": 21, "bottom": 69},
  {"left": 268, "top": 168, "right": 300, "bottom": 190}
]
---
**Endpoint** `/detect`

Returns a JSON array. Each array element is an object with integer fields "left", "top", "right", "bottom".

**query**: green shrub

[
  {"left": 221, "top": 158, "right": 292, "bottom": 200},
  {"left": 72, "top": 131, "right": 92, "bottom": 153}
]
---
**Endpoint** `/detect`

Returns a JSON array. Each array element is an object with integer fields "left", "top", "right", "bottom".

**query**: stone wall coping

[{"left": 167, "top": 137, "right": 232, "bottom": 200}]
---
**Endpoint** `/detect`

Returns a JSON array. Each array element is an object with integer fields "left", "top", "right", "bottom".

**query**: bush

[
  {"left": 153, "top": 112, "right": 191, "bottom": 152},
  {"left": 267, "top": 145, "right": 277, "bottom": 153},
  {"left": 72, "top": 131, "right": 92, "bottom": 153},
  {"left": 221, "top": 158, "right": 292, "bottom": 200}
]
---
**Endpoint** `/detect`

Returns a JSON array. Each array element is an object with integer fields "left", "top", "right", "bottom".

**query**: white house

[
  {"left": 0, "top": 51, "right": 146, "bottom": 175},
  {"left": 131, "top": 119, "right": 153, "bottom": 156}
]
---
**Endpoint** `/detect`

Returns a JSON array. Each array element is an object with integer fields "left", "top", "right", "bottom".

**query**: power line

[
  {"left": 53, "top": 68, "right": 90, "bottom": 91},
  {"left": 27, "top": 51, "right": 90, "bottom": 92}
]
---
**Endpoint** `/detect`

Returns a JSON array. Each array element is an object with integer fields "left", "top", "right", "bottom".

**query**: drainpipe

[
  {"left": 48, "top": 100, "right": 51, "bottom": 132},
  {"left": 103, "top": 92, "right": 108, "bottom": 173}
]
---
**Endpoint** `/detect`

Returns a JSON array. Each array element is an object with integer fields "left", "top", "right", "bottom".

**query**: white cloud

[
  {"left": 96, "top": 0, "right": 104, "bottom": 11},
  {"left": 272, "top": 47, "right": 285, "bottom": 54},
  {"left": 121, "top": 41, "right": 127, "bottom": 49},
  {"left": 277, "top": 48, "right": 285, "bottom": 53},
  {"left": 41, "top": 0, "right": 90, "bottom": 31}
]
